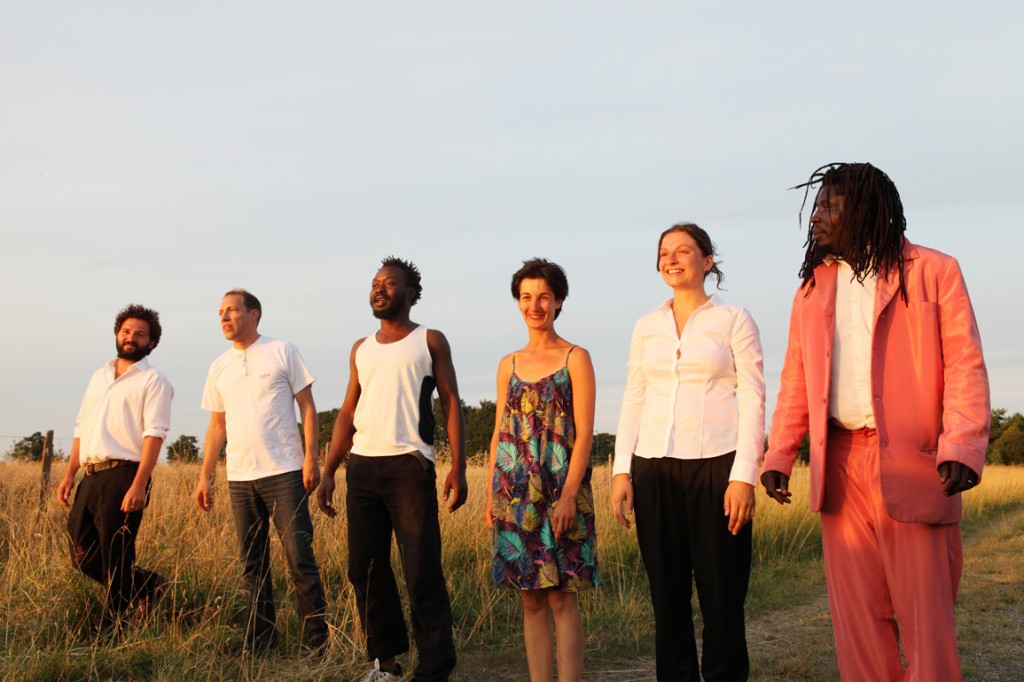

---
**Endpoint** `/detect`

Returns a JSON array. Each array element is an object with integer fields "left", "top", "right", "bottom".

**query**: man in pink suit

[{"left": 761, "top": 163, "right": 989, "bottom": 681}]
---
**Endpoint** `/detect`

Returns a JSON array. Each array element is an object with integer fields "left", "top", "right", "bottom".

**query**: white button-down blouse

[{"left": 613, "top": 295, "right": 766, "bottom": 485}]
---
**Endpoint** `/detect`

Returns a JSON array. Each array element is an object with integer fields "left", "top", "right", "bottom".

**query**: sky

[{"left": 2, "top": 1, "right": 1022, "bottom": 458}]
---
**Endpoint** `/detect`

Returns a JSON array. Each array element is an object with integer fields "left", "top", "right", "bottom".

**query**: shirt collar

[
  {"left": 657, "top": 293, "right": 724, "bottom": 313},
  {"left": 105, "top": 356, "right": 152, "bottom": 376}
]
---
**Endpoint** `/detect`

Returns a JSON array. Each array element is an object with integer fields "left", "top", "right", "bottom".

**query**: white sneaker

[{"left": 358, "top": 659, "right": 403, "bottom": 682}]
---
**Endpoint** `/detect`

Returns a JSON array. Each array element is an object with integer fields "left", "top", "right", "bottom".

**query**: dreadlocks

[{"left": 794, "top": 162, "right": 909, "bottom": 303}]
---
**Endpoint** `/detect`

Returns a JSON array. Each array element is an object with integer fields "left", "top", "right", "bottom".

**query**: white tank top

[{"left": 351, "top": 325, "right": 438, "bottom": 461}]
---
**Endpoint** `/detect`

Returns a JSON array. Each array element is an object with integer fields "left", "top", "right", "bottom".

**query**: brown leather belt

[{"left": 84, "top": 459, "right": 134, "bottom": 475}]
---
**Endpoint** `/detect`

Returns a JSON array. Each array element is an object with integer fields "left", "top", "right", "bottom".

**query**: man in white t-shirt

[
  {"left": 194, "top": 288, "right": 328, "bottom": 655},
  {"left": 318, "top": 257, "right": 467, "bottom": 682}
]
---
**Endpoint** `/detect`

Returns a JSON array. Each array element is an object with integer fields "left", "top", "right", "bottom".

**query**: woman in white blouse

[{"left": 611, "top": 223, "right": 766, "bottom": 681}]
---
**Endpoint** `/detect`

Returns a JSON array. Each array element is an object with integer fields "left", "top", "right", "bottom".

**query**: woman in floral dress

[{"left": 484, "top": 258, "right": 598, "bottom": 682}]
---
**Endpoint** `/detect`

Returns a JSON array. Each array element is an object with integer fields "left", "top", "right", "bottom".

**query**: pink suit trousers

[{"left": 821, "top": 424, "right": 963, "bottom": 682}]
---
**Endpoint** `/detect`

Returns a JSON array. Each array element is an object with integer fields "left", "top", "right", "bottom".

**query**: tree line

[{"left": 6, "top": 406, "right": 1023, "bottom": 466}]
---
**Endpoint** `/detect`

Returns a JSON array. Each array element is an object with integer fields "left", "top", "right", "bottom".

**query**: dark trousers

[
  {"left": 67, "top": 461, "right": 163, "bottom": 620},
  {"left": 632, "top": 453, "right": 751, "bottom": 682},
  {"left": 228, "top": 470, "right": 328, "bottom": 651},
  {"left": 346, "top": 454, "right": 456, "bottom": 682}
]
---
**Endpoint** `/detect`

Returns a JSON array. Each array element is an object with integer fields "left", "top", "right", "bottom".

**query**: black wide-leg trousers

[{"left": 632, "top": 452, "right": 751, "bottom": 682}]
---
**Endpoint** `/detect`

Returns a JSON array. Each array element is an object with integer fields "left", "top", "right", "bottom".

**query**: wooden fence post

[{"left": 39, "top": 430, "right": 54, "bottom": 512}]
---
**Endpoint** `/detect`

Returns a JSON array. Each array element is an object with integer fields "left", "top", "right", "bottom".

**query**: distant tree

[
  {"left": 430, "top": 398, "right": 497, "bottom": 462},
  {"left": 988, "top": 411, "right": 1024, "bottom": 465},
  {"left": 166, "top": 434, "right": 200, "bottom": 463},
  {"left": 465, "top": 400, "right": 497, "bottom": 459},
  {"left": 989, "top": 408, "right": 1008, "bottom": 443},
  {"left": 797, "top": 434, "right": 811, "bottom": 464},
  {"left": 432, "top": 397, "right": 453, "bottom": 455},
  {"left": 4, "top": 432, "right": 46, "bottom": 462},
  {"left": 591, "top": 432, "right": 616, "bottom": 465},
  {"left": 315, "top": 408, "right": 339, "bottom": 456}
]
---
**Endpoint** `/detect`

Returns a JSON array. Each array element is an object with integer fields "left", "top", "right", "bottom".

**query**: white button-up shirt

[
  {"left": 829, "top": 260, "right": 877, "bottom": 429},
  {"left": 613, "top": 295, "right": 766, "bottom": 485},
  {"left": 74, "top": 357, "right": 174, "bottom": 464}
]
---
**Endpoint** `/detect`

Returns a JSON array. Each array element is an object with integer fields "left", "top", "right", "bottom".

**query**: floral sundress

[{"left": 490, "top": 348, "right": 599, "bottom": 591}]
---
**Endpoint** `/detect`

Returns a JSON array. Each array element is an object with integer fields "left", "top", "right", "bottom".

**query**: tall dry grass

[{"left": 0, "top": 460, "right": 1020, "bottom": 680}]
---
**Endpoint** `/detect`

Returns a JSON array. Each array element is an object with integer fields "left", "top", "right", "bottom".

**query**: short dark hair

[
  {"left": 511, "top": 258, "right": 569, "bottom": 319},
  {"left": 380, "top": 256, "right": 423, "bottom": 306},
  {"left": 114, "top": 304, "right": 162, "bottom": 349},
  {"left": 657, "top": 223, "right": 725, "bottom": 289},
  {"left": 224, "top": 288, "right": 262, "bottom": 325}
]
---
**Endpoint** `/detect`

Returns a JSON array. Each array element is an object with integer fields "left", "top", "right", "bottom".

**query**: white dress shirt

[
  {"left": 829, "top": 260, "right": 877, "bottom": 429},
  {"left": 74, "top": 357, "right": 173, "bottom": 464},
  {"left": 613, "top": 295, "right": 766, "bottom": 485}
]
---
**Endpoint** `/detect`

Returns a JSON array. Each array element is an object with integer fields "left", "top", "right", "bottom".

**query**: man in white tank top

[{"left": 318, "top": 257, "right": 467, "bottom": 682}]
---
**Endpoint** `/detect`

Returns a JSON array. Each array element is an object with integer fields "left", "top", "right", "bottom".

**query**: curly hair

[
  {"left": 510, "top": 258, "right": 569, "bottom": 319},
  {"left": 794, "top": 162, "right": 908, "bottom": 302},
  {"left": 380, "top": 256, "right": 423, "bottom": 305},
  {"left": 114, "top": 304, "right": 162, "bottom": 349},
  {"left": 657, "top": 223, "right": 725, "bottom": 289}
]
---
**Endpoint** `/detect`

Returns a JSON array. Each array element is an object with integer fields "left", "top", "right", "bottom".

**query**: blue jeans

[
  {"left": 346, "top": 454, "right": 456, "bottom": 681},
  {"left": 228, "top": 470, "right": 328, "bottom": 651}
]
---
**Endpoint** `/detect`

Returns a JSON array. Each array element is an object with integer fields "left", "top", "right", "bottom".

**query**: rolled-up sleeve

[{"left": 142, "top": 373, "right": 174, "bottom": 441}]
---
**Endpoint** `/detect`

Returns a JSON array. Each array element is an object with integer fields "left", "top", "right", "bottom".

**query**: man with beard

[
  {"left": 761, "top": 163, "right": 989, "bottom": 681},
  {"left": 194, "top": 288, "right": 328, "bottom": 655},
  {"left": 317, "top": 256, "right": 468, "bottom": 682},
  {"left": 57, "top": 304, "right": 173, "bottom": 633}
]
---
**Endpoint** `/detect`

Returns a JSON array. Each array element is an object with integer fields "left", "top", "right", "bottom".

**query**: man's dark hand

[
  {"left": 938, "top": 461, "right": 978, "bottom": 496},
  {"left": 443, "top": 469, "right": 468, "bottom": 512},
  {"left": 760, "top": 470, "right": 792, "bottom": 505}
]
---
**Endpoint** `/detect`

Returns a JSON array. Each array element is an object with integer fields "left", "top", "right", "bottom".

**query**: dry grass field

[{"left": 1, "top": 460, "right": 1021, "bottom": 681}]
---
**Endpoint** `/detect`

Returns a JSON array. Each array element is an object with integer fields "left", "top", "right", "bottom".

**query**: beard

[
  {"left": 371, "top": 295, "right": 403, "bottom": 320},
  {"left": 372, "top": 304, "right": 401, "bottom": 320},
  {"left": 116, "top": 341, "right": 152, "bottom": 362}
]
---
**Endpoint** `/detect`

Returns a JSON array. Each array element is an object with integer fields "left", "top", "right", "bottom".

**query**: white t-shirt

[{"left": 201, "top": 336, "right": 314, "bottom": 481}]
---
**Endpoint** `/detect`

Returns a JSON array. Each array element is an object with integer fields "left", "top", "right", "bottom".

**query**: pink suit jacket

[{"left": 764, "top": 240, "right": 990, "bottom": 524}]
